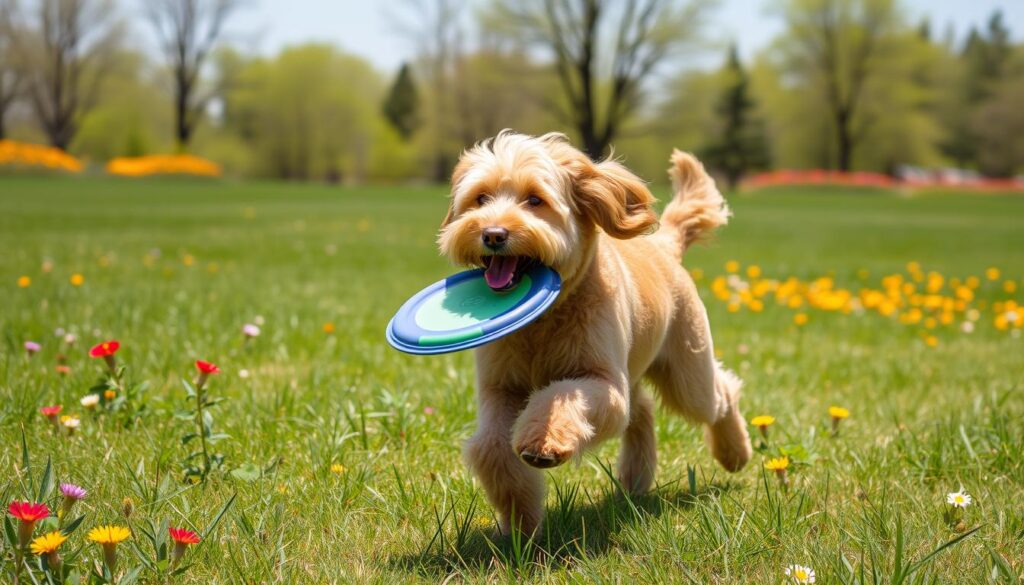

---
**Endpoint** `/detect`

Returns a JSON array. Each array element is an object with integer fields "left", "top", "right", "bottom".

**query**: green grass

[{"left": 1, "top": 176, "right": 1023, "bottom": 583}]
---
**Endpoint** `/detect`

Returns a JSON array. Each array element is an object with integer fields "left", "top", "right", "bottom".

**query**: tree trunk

[{"left": 836, "top": 109, "right": 853, "bottom": 172}]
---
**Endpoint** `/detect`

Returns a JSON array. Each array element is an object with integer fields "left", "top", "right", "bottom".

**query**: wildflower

[
  {"left": 56, "top": 364, "right": 71, "bottom": 375},
  {"left": 924, "top": 335, "right": 938, "bottom": 348},
  {"left": 947, "top": 490, "right": 972, "bottom": 509},
  {"left": 985, "top": 267, "right": 1000, "bottom": 281},
  {"left": 765, "top": 456, "right": 790, "bottom": 489},
  {"left": 424, "top": 406, "right": 435, "bottom": 415},
  {"left": 81, "top": 394, "right": 100, "bottom": 409},
  {"left": 24, "top": 341, "right": 41, "bottom": 356},
  {"left": 88, "top": 525, "right": 130, "bottom": 572},
  {"left": 194, "top": 359, "right": 221, "bottom": 389},
  {"left": 18, "top": 275, "right": 31, "bottom": 287},
  {"left": 784, "top": 564, "right": 816, "bottom": 584},
  {"left": 169, "top": 527, "right": 200, "bottom": 565},
  {"left": 751, "top": 415, "right": 775, "bottom": 439},
  {"left": 960, "top": 321, "right": 975, "bottom": 334},
  {"left": 59, "top": 483, "right": 87, "bottom": 517},
  {"left": 104, "top": 389, "right": 116, "bottom": 400},
  {"left": 238, "top": 369, "right": 250, "bottom": 379},
  {"left": 61, "top": 415, "right": 81, "bottom": 434},
  {"left": 89, "top": 340, "right": 120, "bottom": 373},
  {"left": 330, "top": 463, "right": 345, "bottom": 474},
  {"left": 746, "top": 265, "right": 762, "bottom": 279},
  {"left": 30, "top": 530, "right": 67, "bottom": 569},
  {"left": 9, "top": 501, "right": 50, "bottom": 547},
  {"left": 63, "top": 332, "right": 77, "bottom": 345},
  {"left": 323, "top": 322, "right": 335, "bottom": 334},
  {"left": 41, "top": 405, "right": 63, "bottom": 426},
  {"left": 829, "top": 406, "right": 850, "bottom": 434},
  {"left": 725, "top": 260, "right": 740, "bottom": 273},
  {"left": 70, "top": 273, "right": 84, "bottom": 286},
  {"left": 242, "top": 323, "right": 260, "bottom": 338},
  {"left": 793, "top": 313, "right": 809, "bottom": 326},
  {"left": 122, "top": 497, "right": 134, "bottom": 519}
]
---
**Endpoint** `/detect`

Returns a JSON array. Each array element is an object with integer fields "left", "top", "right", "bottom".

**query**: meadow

[{"left": 1, "top": 176, "right": 1023, "bottom": 583}]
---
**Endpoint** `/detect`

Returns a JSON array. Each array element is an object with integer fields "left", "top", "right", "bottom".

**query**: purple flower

[
  {"left": 24, "top": 341, "right": 41, "bottom": 355},
  {"left": 242, "top": 323, "right": 261, "bottom": 338},
  {"left": 60, "top": 483, "right": 87, "bottom": 500},
  {"left": 423, "top": 407, "right": 435, "bottom": 415}
]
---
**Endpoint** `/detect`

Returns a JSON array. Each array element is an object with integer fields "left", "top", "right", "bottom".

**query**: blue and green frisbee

[{"left": 386, "top": 264, "right": 561, "bottom": 355}]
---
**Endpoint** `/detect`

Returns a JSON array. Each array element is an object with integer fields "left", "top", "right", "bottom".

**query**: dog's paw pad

[{"left": 519, "top": 449, "right": 567, "bottom": 469}]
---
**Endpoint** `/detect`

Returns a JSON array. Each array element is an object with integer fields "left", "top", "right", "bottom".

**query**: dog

[{"left": 437, "top": 130, "right": 752, "bottom": 535}]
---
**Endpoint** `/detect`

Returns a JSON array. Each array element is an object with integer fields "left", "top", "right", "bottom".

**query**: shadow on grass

[{"left": 387, "top": 462, "right": 741, "bottom": 580}]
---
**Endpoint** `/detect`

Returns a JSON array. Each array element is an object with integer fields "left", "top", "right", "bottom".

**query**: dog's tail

[{"left": 657, "top": 150, "right": 730, "bottom": 259}]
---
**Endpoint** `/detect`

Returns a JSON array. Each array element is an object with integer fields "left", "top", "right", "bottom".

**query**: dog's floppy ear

[
  {"left": 441, "top": 157, "right": 473, "bottom": 229},
  {"left": 575, "top": 159, "right": 658, "bottom": 239}
]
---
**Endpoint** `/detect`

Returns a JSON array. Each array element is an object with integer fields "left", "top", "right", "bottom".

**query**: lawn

[{"left": 1, "top": 176, "right": 1023, "bottom": 583}]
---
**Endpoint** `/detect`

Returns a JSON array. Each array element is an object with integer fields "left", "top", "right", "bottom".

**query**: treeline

[{"left": 1, "top": 0, "right": 1021, "bottom": 184}]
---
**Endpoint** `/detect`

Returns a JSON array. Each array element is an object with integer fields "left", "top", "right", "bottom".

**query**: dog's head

[{"left": 437, "top": 131, "right": 657, "bottom": 291}]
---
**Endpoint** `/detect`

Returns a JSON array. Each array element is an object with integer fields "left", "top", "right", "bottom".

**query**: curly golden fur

[{"left": 438, "top": 131, "right": 752, "bottom": 535}]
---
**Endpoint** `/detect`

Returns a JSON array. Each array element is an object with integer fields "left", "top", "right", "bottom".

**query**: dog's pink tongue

[{"left": 485, "top": 256, "right": 517, "bottom": 289}]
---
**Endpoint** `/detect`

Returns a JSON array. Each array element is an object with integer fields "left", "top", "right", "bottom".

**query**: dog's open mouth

[{"left": 482, "top": 256, "right": 533, "bottom": 292}]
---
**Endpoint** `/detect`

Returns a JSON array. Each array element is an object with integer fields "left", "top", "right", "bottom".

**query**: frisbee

[{"left": 386, "top": 264, "right": 561, "bottom": 355}]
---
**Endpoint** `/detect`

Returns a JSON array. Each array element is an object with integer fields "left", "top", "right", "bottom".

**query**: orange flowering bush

[
  {"left": 0, "top": 140, "right": 83, "bottom": 173},
  {"left": 106, "top": 154, "right": 221, "bottom": 178}
]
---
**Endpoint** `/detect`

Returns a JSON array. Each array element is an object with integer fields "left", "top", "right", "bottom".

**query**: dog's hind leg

[
  {"left": 617, "top": 387, "right": 657, "bottom": 495},
  {"left": 647, "top": 287, "right": 751, "bottom": 472}
]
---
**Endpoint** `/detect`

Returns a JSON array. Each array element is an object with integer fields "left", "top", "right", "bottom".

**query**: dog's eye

[
  {"left": 476, "top": 194, "right": 490, "bottom": 206},
  {"left": 527, "top": 195, "right": 543, "bottom": 207}
]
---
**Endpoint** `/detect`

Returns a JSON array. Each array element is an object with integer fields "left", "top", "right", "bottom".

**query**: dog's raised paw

[{"left": 518, "top": 448, "right": 568, "bottom": 469}]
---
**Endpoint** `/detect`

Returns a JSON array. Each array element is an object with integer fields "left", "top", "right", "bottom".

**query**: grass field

[{"left": 2, "top": 176, "right": 1023, "bottom": 583}]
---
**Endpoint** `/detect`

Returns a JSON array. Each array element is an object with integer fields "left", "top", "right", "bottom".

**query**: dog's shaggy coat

[{"left": 438, "top": 131, "right": 752, "bottom": 535}]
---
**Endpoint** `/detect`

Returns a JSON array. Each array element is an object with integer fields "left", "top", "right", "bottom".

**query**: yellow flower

[
  {"left": 18, "top": 275, "right": 31, "bottom": 288},
  {"left": 925, "top": 335, "right": 938, "bottom": 347},
  {"left": 104, "top": 390, "right": 116, "bottom": 400},
  {"left": 88, "top": 525, "right": 131, "bottom": 545},
  {"left": 182, "top": 254, "right": 194, "bottom": 266},
  {"left": 323, "top": 322, "right": 336, "bottom": 334},
  {"left": 1005, "top": 281, "right": 1018, "bottom": 294},
  {"left": 690, "top": 268, "right": 704, "bottom": 281},
  {"left": 764, "top": 456, "right": 789, "bottom": 471},
  {"left": 751, "top": 415, "right": 775, "bottom": 428},
  {"left": 746, "top": 265, "right": 761, "bottom": 279},
  {"left": 985, "top": 267, "right": 1000, "bottom": 281},
  {"left": 725, "top": 260, "right": 740, "bottom": 273},
  {"left": 69, "top": 273, "right": 84, "bottom": 286},
  {"left": 330, "top": 463, "right": 345, "bottom": 474},
  {"left": 829, "top": 406, "right": 850, "bottom": 419},
  {"left": 31, "top": 531, "right": 67, "bottom": 555},
  {"left": 793, "top": 313, "right": 809, "bottom": 326}
]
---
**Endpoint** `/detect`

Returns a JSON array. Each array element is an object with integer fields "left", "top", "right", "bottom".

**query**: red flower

[
  {"left": 168, "top": 527, "right": 201, "bottom": 545},
  {"left": 195, "top": 360, "right": 220, "bottom": 374},
  {"left": 89, "top": 340, "right": 120, "bottom": 358},
  {"left": 9, "top": 501, "right": 50, "bottom": 523},
  {"left": 40, "top": 405, "right": 62, "bottom": 417}
]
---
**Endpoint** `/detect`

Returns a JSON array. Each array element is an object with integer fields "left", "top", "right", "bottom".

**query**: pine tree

[
  {"left": 701, "top": 46, "right": 770, "bottom": 191},
  {"left": 383, "top": 63, "right": 420, "bottom": 141}
]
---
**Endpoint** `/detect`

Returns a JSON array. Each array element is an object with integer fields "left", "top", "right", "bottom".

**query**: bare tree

[
  {"left": 145, "top": 0, "right": 243, "bottom": 149},
  {"left": 490, "top": 0, "right": 711, "bottom": 160},
  {"left": 10, "top": 0, "right": 121, "bottom": 149},
  {"left": 0, "top": 0, "right": 24, "bottom": 139},
  {"left": 779, "top": 0, "right": 897, "bottom": 171}
]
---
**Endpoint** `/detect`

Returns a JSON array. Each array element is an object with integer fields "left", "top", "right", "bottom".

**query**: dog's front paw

[{"left": 512, "top": 409, "right": 592, "bottom": 469}]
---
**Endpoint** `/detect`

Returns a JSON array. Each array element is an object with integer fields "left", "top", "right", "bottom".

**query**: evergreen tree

[
  {"left": 701, "top": 46, "right": 770, "bottom": 191},
  {"left": 383, "top": 63, "right": 420, "bottom": 141}
]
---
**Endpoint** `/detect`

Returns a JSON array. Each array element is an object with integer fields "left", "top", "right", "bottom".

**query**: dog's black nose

[{"left": 482, "top": 226, "right": 509, "bottom": 250}]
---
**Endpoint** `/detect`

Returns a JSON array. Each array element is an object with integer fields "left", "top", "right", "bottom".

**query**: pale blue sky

[{"left": 131, "top": 0, "right": 1022, "bottom": 73}]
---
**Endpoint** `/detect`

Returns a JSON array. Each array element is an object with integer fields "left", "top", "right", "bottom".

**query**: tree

[
  {"left": 488, "top": 0, "right": 711, "bottom": 160},
  {"left": 10, "top": 0, "right": 121, "bottom": 150},
  {"left": 0, "top": 0, "right": 24, "bottom": 139},
  {"left": 700, "top": 46, "right": 770, "bottom": 190},
  {"left": 382, "top": 62, "right": 420, "bottom": 140},
  {"left": 145, "top": 0, "right": 243, "bottom": 149},
  {"left": 776, "top": 0, "right": 899, "bottom": 171}
]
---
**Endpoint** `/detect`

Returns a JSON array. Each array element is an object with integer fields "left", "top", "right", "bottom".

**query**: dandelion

[
  {"left": 242, "top": 323, "right": 260, "bottom": 339},
  {"left": 194, "top": 359, "right": 221, "bottom": 389},
  {"left": 81, "top": 394, "right": 100, "bottom": 409},
  {"left": 323, "top": 322, "right": 336, "bottom": 334},
  {"left": 61, "top": 415, "right": 81, "bottom": 434},
  {"left": 59, "top": 483, "right": 87, "bottom": 517},
  {"left": 946, "top": 490, "right": 972, "bottom": 509},
  {"left": 330, "top": 463, "right": 345, "bottom": 474},
  {"left": 18, "top": 275, "right": 31, "bottom": 287},
  {"left": 924, "top": 335, "right": 938, "bottom": 348},
  {"left": 69, "top": 273, "right": 84, "bottom": 286},
  {"left": 41, "top": 405, "right": 63, "bottom": 426},
  {"left": 765, "top": 456, "right": 790, "bottom": 489},
  {"left": 785, "top": 564, "right": 816, "bottom": 584},
  {"left": 24, "top": 341, "right": 41, "bottom": 356},
  {"left": 30, "top": 530, "right": 67, "bottom": 569},
  {"left": 751, "top": 415, "right": 775, "bottom": 440},
  {"left": 88, "top": 525, "right": 130, "bottom": 572},
  {"left": 725, "top": 260, "right": 740, "bottom": 273},
  {"left": 104, "top": 389, "right": 117, "bottom": 400},
  {"left": 9, "top": 501, "right": 50, "bottom": 548},
  {"left": 829, "top": 406, "right": 850, "bottom": 434},
  {"left": 985, "top": 267, "right": 1000, "bottom": 281},
  {"left": 793, "top": 313, "right": 809, "bottom": 326},
  {"left": 89, "top": 340, "right": 120, "bottom": 373},
  {"left": 169, "top": 527, "right": 200, "bottom": 566}
]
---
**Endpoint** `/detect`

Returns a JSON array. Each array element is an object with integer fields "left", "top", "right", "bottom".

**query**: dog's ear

[
  {"left": 441, "top": 157, "right": 473, "bottom": 229},
  {"left": 575, "top": 160, "right": 658, "bottom": 239}
]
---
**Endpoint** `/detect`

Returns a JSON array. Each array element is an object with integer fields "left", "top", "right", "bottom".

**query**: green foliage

[{"left": 383, "top": 62, "right": 421, "bottom": 141}]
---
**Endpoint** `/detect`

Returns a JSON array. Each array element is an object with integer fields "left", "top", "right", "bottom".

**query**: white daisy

[
  {"left": 785, "top": 564, "right": 816, "bottom": 584},
  {"left": 80, "top": 394, "right": 100, "bottom": 408},
  {"left": 242, "top": 324, "right": 261, "bottom": 337},
  {"left": 946, "top": 490, "right": 972, "bottom": 508}
]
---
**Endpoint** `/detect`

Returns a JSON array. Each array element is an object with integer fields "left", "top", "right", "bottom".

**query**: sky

[{"left": 131, "top": 0, "right": 1022, "bottom": 73}]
